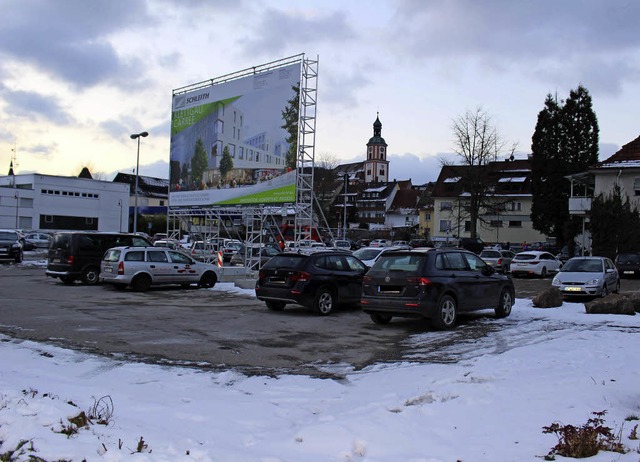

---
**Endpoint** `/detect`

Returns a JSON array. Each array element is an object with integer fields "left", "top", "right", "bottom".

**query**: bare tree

[{"left": 449, "top": 107, "right": 516, "bottom": 238}]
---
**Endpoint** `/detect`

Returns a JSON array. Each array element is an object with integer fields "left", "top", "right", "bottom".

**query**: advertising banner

[{"left": 169, "top": 60, "right": 301, "bottom": 206}]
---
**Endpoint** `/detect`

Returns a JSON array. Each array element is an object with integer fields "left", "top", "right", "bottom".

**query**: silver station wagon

[{"left": 100, "top": 246, "right": 220, "bottom": 291}]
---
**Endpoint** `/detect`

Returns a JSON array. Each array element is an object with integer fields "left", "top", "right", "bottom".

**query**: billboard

[{"left": 169, "top": 59, "right": 302, "bottom": 207}]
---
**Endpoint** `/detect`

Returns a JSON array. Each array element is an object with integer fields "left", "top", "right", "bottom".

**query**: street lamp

[{"left": 130, "top": 131, "right": 148, "bottom": 233}]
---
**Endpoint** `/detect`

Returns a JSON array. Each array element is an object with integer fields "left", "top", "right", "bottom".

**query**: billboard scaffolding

[{"left": 167, "top": 54, "right": 322, "bottom": 268}]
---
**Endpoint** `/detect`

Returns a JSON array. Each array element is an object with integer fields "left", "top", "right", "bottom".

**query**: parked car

[
  {"left": 24, "top": 232, "right": 52, "bottom": 249},
  {"left": 509, "top": 251, "right": 562, "bottom": 278},
  {"left": 189, "top": 240, "right": 218, "bottom": 262},
  {"left": 615, "top": 252, "right": 640, "bottom": 278},
  {"left": 370, "top": 239, "right": 391, "bottom": 248},
  {"left": 0, "top": 229, "right": 24, "bottom": 263},
  {"left": 361, "top": 248, "right": 514, "bottom": 329},
  {"left": 352, "top": 246, "right": 404, "bottom": 269},
  {"left": 221, "top": 240, "right": 243, "bottom": 262},
  {"left": 458, "top": 237, "right": 486, "bottom": 254},
  {"left": 331, "top": 239, "right": 352, "bottom": 251},
  {"left": 551, "top": 256, "right": 620, "bottom": 298},
  {"left": 409, "top": 238, "right": 433, "bottom": 248},
  {"left": 230, "top": 244, "right": 280, "bottom": 269},
  {"left": 479, "top": 249, "right": 515, "bottom": 273},
  {"left": 255, "top": 250, "right": 367, "bottom": 315},
  {"left": 46, "top": 232, "right": 152, "bottom": 284},
  {"left": 153, "top": 239, "right": 181, "bottom": 250},
  {"left": 100, "top": 246, "right": 220, "bottom": 291}
]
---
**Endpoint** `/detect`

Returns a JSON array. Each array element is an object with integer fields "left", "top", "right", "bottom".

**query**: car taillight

[
  {"left": 117, "top": 261, "right": 124, "bottom": 275},
  {"left": 363, "top": 275, "right": 372, "bottom": 283},
  {"left": 290, "top": 271, "right": 311, "bottom": 282},
  {"left": 497, "top": 258, "right": 503, "bottom": 265},
  {"left": 406, "top": 277, "right": 431, "bottom": 286},
  {"left": 258, "top": 270, "right": 266, "bottom": 280},
  {"left": 66, "top": 255, "right": 74, "bottom": 265}
]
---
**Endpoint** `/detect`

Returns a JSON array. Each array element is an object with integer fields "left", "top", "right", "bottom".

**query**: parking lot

[{"left": 2, "top": 255, "right": 640, "bottom": 378}]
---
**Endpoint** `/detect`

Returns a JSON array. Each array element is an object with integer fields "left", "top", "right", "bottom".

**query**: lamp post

[
  {"left": 130, "top": 131, "right": 148, "bottom": 233},
  {"left": 342, "top": 173, "right": 348, "bottom": 239}
]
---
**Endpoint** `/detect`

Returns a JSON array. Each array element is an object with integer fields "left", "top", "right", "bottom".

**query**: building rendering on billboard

[{"left": 169, "top": 58, "right": 302, "bottom": 207}]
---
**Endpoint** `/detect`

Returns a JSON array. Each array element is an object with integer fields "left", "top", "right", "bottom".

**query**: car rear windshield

[
  {"left": 480, "top": 250, "right": 501, "bottom": 258},
  {"left": 50, "top": 233, "right": 71, "bottom": 250},
  {"left": 353, "top": 248, "right": 382, "bottom": 260},
  {"left": 514, "top": 253, "right": 536, "bottom": 260},
  {"left": 369, "top": 253, "right": 426, "bottom": 275},
  {"left": 617, "top": 254, "right": 640, "bottom": 263},
  {"left": 103, "top": 249, "right": 121, "bottom": 262},
  {"left": 262, "top": 254, "right": 307, "bottom": 270}
]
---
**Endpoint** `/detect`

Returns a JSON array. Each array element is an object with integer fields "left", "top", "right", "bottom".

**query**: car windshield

[
  {"left": 0, "top": 232, "right": 18, "bottom": 240},
  {"left": 353, "top": 248, "right": 382, "bottom": 260},
  {"left": 562, "top": 259, "right": 603, "bottom": 273},
  {"left": 480, "top": 250, "right": 501, "bottom": 258}
]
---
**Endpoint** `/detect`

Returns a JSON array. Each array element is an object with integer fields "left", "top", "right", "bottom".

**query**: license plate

[
  {"left": 104, "top": 267, "right": 113, "bottom": 273},
  {"left": 563, "top": 287, "right": 581, "bottom": 292},
  {"left": 624, "top": 271, "right": 634, "bottom": 274}
]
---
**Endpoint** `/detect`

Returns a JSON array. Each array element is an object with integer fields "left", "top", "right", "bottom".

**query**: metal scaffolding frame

[{"left": 167, "top": 55, "right": 320, "bottom": 271}]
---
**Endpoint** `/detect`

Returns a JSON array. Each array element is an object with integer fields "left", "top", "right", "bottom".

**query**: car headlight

[
  {"left": 586, "top": 278, "right": 601, "bottom": 285},
  {"left": 551, "top": 276, "right": 560, "bottom": 286},
  {"left": 11, "top": 243, "right": 21, "bottom": 249}
]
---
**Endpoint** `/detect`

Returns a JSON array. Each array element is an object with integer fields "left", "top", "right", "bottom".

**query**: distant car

[
  {"left": 230, "top": 244, "right": 280, "bottom": 269},
  {"left": 189, "top": 241, "right": 218, "bottom": 262},
  {"left": 331, "top": 239, "right": 352, "bottom": 251},
  {"left": 100, "top": 246, "right": 220, "bottom": 291},
  {"left": 24, "top": 232, "right": 52, "bottom": 249},
  {"left": 409, "top": 238, "right": 433, "bottom": 248},
  {"left": 153, "top": 239, "right": 181, "bottom": 250},
  {"left": 479, "top": 249, "right": 515, "bottom": 273},
  {"left": 510, "top": 251, "right": 562, "bottom": 278},
  {"left": 0, "top": 229, "right": 24, "bottom": 263},
  {"left": 221, "top": 240, "right": 243, "bottom": 262},
  {"left": 551, "top": 256, "right": 620, "bottom": 298},
  {"left": 458, "top": 237, "right": 486, "bottom": 254},
  {"left": 615, "top": 253, "right": 640, "bottom": 278},
  {"left": 352, "top": 246, "right": 404, "bottom": 269},
  {"left": 370, "top": 239, "right": 391, "bottom": 248},
  {"left": 361, "top": 248, "right": 514, "bottom": 329},
  {"left": 255, "top": 250, "right": 367, "bottom": 315}
]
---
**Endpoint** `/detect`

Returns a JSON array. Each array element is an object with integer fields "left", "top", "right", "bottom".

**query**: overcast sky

[{"left": 0, "top": 0, "right": 638, "bottom": 184}]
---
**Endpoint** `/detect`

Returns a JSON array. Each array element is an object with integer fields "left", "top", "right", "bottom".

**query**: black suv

[
  {"left": 255, "top": 250, "right": 367, "bottom": 315},
  {"left": 46, "top": 232, "right": 152, "bottom": 284},
  {"left": 0, "top": 229, "right": 24, "bottom": 263},
  {"left": 361, "top": 248, "right": 514, "bottom": 329}
]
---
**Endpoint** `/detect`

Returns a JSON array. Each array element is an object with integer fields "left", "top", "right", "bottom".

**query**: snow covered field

[{"left": 2, "top": 286, "right": 640, "bottom": 461}]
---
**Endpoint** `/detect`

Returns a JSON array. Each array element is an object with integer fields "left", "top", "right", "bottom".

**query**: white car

[
  {"left": 510, "top": 251, "right": 563, "bottom": 278},
  {"left": 100, "top": 246, "right": 220, "bottom": 291},
  {"left": 352, "top": 246, "right": 403, "bottom": 269},
  {"left": 370, "top": 239, "right": 391, "bottom": 248}
]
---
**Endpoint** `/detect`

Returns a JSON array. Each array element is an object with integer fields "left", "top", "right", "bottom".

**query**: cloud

[
  {"left": 387, "top": 152, "right": 450, "bottom": 184},
  {"left": 1, "top": 89, "right": 74, "bottom": 125},
  {"left": 237, "top": 7, "right": 356, "bottom": 57},
  {"left": 389, "top": 0, "right": 640, "bottom": 92},
  {"left": 0, "top": 0, "right": 151, "bottom": 89}
]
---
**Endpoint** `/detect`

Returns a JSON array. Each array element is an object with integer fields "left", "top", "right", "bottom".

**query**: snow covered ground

[{"left": 2, "top": 284, "right": 640, "bottom": 461}]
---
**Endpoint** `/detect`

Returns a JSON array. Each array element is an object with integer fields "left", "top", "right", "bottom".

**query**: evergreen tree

[
  {"left": 219, "top": 145, "right": 234, "bottom": 180},
  {"left": 190, "top": 138, "right": 208, "bottom": 188},
  {"left": 281, "top": 84, "right": 300, "bottom": 169},
  {"left": 531, "top": 86, "right": 599, "bottom": 254},
  {"left": 590, "top": 185, "right": 640, "bottom": 259}
]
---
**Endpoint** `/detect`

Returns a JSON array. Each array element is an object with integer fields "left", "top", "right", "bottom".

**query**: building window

[
  {"left": 490, "top": 220, "right": 503, "bottom": 228},
  {"left": 511, "top": 202, "right": 522, "bottom": 211},
  {"left": 439, "top": 220, "right": 451, "bottom": 232},
  {"left": 159, "top": 200, "right": 165, "bottom": 206},
  {"left": 634, "top": 178, "right": 640, "bottom": 196},
  {"left": 464, "top": 221, "right": 471, "bottom": 232},
  {"left": 440, "top": 201, "right": 453, "bottom": 211},
  {"left": 508, "top": 221, "right": 522, "bottom": 228}
]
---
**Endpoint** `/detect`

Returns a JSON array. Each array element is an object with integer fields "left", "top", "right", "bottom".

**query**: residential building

[
  {"left": 590, "top": 135, "right": 640, "bottom": 207},
  {"left": 431, "top": 159, "right": 548, "bottom": 245}
]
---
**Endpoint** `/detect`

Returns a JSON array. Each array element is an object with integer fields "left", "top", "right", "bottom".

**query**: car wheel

[
  {"left": 314, "top": 288, "right": 335, "bottom": 316},
  {"left": 198, "top": 271, "right": 217, "bottom": 289},
  {"left": 540, "top": 267, "right": 548, "bottom": 278},
  {"left": 266, "top": 301, "right": 286, "bottom": 311},
  {"left": 370, "top": 313, "right": 392, "bottom": 325},
  {"left": 601, "top": 283, "right": 609, "bottom": 297},
  {"left": 432, "top": 294, "right": 457, "bottom": 330},
  {"left": 495, "top": 288, "right": 513, "bottom": 318},
  {"left": 81, "top": 266, "right": 100, "bottom": 285},
  {"left": 131, "top": 274, "right": 152, "bottom": 292},
  {"left": 614, "top": 280, "right": 620, "bottom": 294}
]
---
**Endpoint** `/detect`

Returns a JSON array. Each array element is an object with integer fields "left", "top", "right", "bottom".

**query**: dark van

[{"left": 46, "top": 232, "right": 152, "bottom": 284}]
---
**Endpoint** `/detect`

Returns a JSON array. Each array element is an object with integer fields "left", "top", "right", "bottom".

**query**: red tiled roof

[{"left": 600, "top": 135, "right": 640, "bottom": 165}]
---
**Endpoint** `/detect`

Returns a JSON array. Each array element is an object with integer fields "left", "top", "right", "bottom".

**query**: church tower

[{"left": 364, "top": 113, "right": 389, "bottom": 183}]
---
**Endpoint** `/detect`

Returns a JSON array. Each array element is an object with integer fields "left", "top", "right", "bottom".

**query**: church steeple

[{"left": 364, "top": 113, "right": 389, "bottom": 183}]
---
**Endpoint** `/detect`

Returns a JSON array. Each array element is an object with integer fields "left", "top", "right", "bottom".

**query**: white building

[{"left": 0, "top": 173, "right": 129, "bottom": 232}]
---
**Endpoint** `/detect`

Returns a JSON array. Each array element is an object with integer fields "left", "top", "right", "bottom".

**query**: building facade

[{"left": 0, "top": 173, "right": 129, "bottom": 232}]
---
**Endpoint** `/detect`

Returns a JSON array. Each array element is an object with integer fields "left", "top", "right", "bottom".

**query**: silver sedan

[{"left": 551, "top": 256, "right": 620, "bottom": 297}]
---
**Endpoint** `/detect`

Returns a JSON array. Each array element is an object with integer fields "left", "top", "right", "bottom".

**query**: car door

[
  {"left": 438, "top": 251, "right": 480, "bottom": 311},
  {"left": 168, "top": 250, "right": 199, "bottom": 284},
  {"left": 146, "top": 249, "right": 174, "bottom": 283},
  {"left": 461, "top": 252, "right": 501, "bottom": 308},
  {"left": 604, "top": 258, "right": 618, "bottom": 291},
  {"left": 342, "top": 255, "right": 367, "bottom": 303}
]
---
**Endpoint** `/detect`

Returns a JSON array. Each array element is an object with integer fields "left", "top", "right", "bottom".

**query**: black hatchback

[
  {"left": 255, "top": 250, "right": 367, "bottom": 315},
  {"left": 615, "top": 253, "right": 640, "bottom": 278},
  {"left": 361, "top": 248, "right": 514, "bottom": 329}
]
